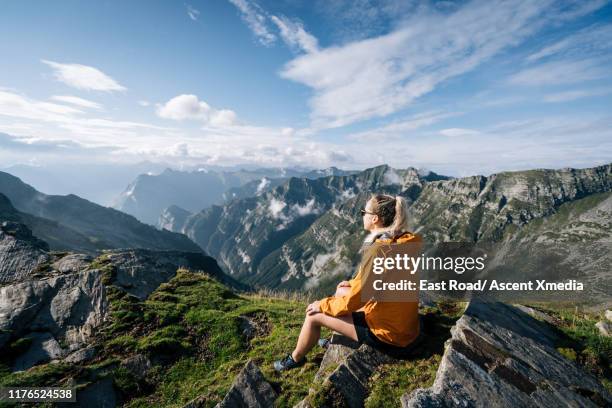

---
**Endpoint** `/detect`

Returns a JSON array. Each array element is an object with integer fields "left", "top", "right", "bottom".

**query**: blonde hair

[{"left": 368, "top": 194, "right": 409, "bottom": 236}]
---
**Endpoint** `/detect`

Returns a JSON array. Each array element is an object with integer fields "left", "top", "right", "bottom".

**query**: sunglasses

[{"left": 360, "top": 209, "right": 377, "bottom": 216}]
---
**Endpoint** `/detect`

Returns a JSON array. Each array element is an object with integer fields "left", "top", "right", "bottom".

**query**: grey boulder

[
  {"left": 215, "top": 360, "right": 277, "bottom": 408},
  {"left": 401, "top": 302, "right": 612, "bottom": 407}
]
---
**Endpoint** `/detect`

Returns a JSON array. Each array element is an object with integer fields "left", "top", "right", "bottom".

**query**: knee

[{"left": 304, "top": 313, "right": 322, "bottom": 326}]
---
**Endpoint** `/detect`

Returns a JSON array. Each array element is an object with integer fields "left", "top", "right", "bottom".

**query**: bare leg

[{"left": 292, "top": 312, "right": 357, "bottom": 362}]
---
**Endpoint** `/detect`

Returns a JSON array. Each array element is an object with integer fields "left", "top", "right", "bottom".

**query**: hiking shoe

[
  {"left": 273, "top": 354, "right": 306, "bottom": 372},
  {"left": 318, "top": 338, "right": 331, "bottom": 349}
]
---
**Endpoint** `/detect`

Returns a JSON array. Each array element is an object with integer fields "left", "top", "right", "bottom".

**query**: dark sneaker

[
  {"left": 318, "top": 338, "right": 331, "bottom": 349},
  {"left": 273, "top": 353, "right": 306, "bottom": 372}
]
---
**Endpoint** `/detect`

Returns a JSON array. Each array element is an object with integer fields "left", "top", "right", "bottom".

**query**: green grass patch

[
  {"left": 365, "top": 354, "right": 441, "bottom": 407},
  {"left": 0, "top": 363, "right": 73, "bottom": 387},
  {"left": 550, "top": 307, "right": 612, "bottom": 386},
  {"left": 104, "top": 270, "right": 325, "bottom": 407}
]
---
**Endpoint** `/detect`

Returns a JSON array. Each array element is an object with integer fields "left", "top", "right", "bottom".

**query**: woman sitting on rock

[{"left": 274, "top": 194, "right": 422, "bottom": 371}]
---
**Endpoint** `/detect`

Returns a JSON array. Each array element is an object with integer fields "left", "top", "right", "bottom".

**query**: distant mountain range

[
  {"left": 3, "top": 159, "right": 171, "bottom": 206},
  {"left": 161, "top": 163, "right": 611, "bottom": 302},
  {"left": 0, "top": 171, "right": 201, "bottom": 254},
  {"left": 1, "top": 162, "right": 609, "bottom": 302},
  {"left": 166, "top": 165, "right": 448, "bottom": 289},
  {"left": 112, "top": 166, "right": 357, "bottom": 225}
]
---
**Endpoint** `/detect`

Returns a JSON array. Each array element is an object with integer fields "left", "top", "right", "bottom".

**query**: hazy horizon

[{"left": 3, "top": 159, "right": 610, "bottom": 208}]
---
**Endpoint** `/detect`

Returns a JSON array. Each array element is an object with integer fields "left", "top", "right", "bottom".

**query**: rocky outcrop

[
  {"left": 595, "top": 321, "right": 611, "bottom": 337},
  {"left": 120, "top": 354, "right": 152, "bottom": 380},
  {"left": 214, "top": 360, "right": 277, "bottom": 408},
  {"left": 63, "top": 345, "right": 97, "bottom": 364},
  {"left": 411, "top": 163, "right": 612, "bottom": 242},
  {"left": 52, "top": 254, "right": 92, "bottom": 274},
  {"left": 73, "top": 378, "right": 117, "bottom": 408},
  {"left": 0, "top": 221, "right": 50, "bottom": 284},
  {"left": 158, "top": 205, "right": 192, "bottom": 233},
  {"left": 0, "top": 244, "right": 241, "bottom": 372},
  {"left": 105, "top": 248, "right": 246, "bottom": 299},
  {"left": 0, "top": 268, "right": 107, "bottom": 369},
  {"left": 401, "top": 302, "right": 612, "bottom": 407},
  {"left": 296, "top": 334, "right": 395, "bottom": 408}
]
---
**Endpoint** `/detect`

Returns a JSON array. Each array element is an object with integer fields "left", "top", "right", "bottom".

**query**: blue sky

[{"left": 0, "top": 0, "right": 611, "bottom": 177}]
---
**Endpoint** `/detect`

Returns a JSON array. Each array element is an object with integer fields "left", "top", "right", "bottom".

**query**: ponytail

[
  {"left": 388, "top": 196, "right": 409, "bottom": 236},
  {"left": 369, "top": 194, "right": 410, "bottom": 237}
]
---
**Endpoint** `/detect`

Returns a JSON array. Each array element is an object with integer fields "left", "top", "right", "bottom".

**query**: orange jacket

[{"left": 319, "top": 231, "right": 422, "bottom": 347}]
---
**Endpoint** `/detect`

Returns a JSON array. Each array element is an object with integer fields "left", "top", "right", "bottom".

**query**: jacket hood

[{"left": 363, "top": 230, "right": 418, "bottom": 245}]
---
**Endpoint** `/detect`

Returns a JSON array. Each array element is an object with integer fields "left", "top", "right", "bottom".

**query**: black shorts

[{"left": 351, "top": 311, "right": 422, "bottom": 355}]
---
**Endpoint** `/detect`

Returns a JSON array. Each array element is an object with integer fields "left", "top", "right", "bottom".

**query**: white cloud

[
  {"left": 281, "top": 127, "right": 295, "bottom": 137},
  {"left": 292, "top": 198, "right": 319, "bottom": 216},
  {"left": 210, "top": 109, "right": 237, "bottom": 126},
  {"left": 543, "top": 88, "right": 612, "bottom": 102},
  {"left": 527, "top": 23, "right": 612, "bottom": 62},
  {"left": 157, "top": 94, "right": 209, "bottom": 120},
  {"left": 440, "top": 128, "right": 481, "bottom": 137},
  {"left": 348, "top": 111, "right": 460, "bottom": 141},
  {"left": 138, "top": 100, "right": 150, "bottom": 107},
  {"left": 256, "top": 177, "right": 270, "bottom": 194},
  {"left": 0, "top": 90, "right": 352, "bottom": 170},
  {"left": 228, "top": 0, "right": 276, "bottom": 46},
  {"left": 383, "top": 167, "right": 402, "bottom": 185},
  {"left": 50, "top": 95, "right": 102, "bottom": 110},
  {"left": 0, "top": 89, "right": 169, "bottom": 150},
  {"left": 186, "top": 4, "right": 200, "bottom": 21},
  {"left": 279, "top": 1, "right": 552, "bottom": 129},
  {"left": 266, "top": 196, "right": 321, "bottom": 230},
  {"left": 0, "top": 90, "right": 84, "bottom": 121},
  {"left": 270, "top": 15, "right": 318, "bottom": 53},
  {"left": 156, "top": 94, "right": 238, "bottom": 126},
  {"left": 278, "top": 0, "right": 608, "bottom": 130},
  {"left": 41, "top": 60, "right": 126, "bottom": 92},
  {"left": 268, "top": 197, "right": 287, "bottom": 219},
  {"left": 508, "top": 59, "right": 609, "bottom": 86}
]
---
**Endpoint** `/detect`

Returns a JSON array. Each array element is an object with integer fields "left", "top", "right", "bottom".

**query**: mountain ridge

[
  {"left": 0, "top": 171, "right": 201, "bottom": 254},
  {"left": 165, "top": 163, "right": 611, "bottom": 294}
]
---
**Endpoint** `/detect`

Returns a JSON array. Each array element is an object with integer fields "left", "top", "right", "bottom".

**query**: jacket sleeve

[{"left": 319, "top": 268, "right": 366, "bottom": 316}]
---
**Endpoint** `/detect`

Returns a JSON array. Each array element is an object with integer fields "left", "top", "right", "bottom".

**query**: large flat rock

[{"left": 401, "top": 302, "right": 612, "bottom": 407}]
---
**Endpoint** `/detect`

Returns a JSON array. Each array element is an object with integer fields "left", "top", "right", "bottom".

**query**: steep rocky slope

[
  {"left": 168, "top": 163, "right": 610, "bottom": 295},
  {"left": 177, "top": 165, "right": 445, "bottom": 287},
  {"left": 0, "top": 172, "right": 201, "bottom": 254},
  {"left": 0, "top": 224, "right": 243, "bottom": 376},
  {"left": 158, "top": 205, "right": 192, "bottom": 232},
  {"left": 410, "top": 164, "right": 612, "bottom": 241},
  {"left": 114, "top": 167, "right": 356, "bottom": 225}
]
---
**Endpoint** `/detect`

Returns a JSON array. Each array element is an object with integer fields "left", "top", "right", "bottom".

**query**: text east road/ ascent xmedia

[{"left": 372, "top": 279, "right": 584, "bottom": 291}]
